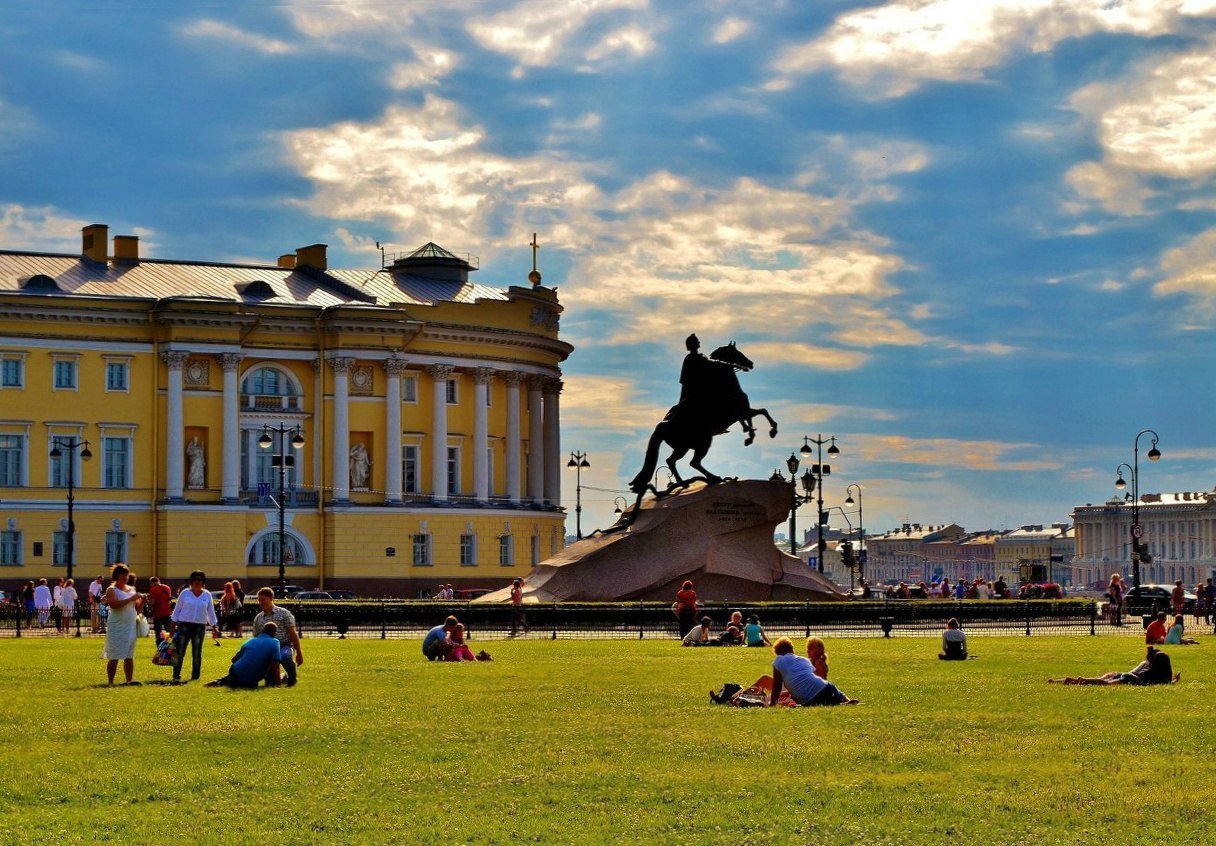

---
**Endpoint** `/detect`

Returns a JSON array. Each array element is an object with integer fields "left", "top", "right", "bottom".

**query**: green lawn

[{"left": 0, "top": 635, "right": 1211, "bottom": 845}]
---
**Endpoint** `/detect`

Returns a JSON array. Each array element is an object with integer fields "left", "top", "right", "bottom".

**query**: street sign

[
  {"left": 1131, "top": 523, "right": 1144, "bottom": 539},
  {"left": 257, "top": 483, "right": 270, "bottom": 497}
]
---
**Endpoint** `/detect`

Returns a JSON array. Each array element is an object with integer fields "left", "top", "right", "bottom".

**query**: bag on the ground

[
  {"left": 151, "top": 636, "right": 176, "bottom": 666},
  {"left": 136, "top": 614, "right": 150, "bottom": 638}
]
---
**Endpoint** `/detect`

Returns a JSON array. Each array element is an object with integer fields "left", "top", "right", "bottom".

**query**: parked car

[
  {"left": 326, "top": 590, "right": 359, "bottom": 600},
  {"left": 456, "top": 588, "right": 492, "bottom": 600},
  {"left": 272, "top": 584, "right": 304, "bottom": 599},
  {"left": 1126, "top": 584, "right": 1196, "bottom": 614},
  {"left": 293, "top": 590, "right": 333, "bottom": 600}
]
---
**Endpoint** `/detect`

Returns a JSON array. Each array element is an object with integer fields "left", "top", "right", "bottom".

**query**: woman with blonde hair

[
  {"left": 805, "top": 636, "right": 829, "bottom": 679},
  {"left": 102, "top": 564, "right": 144, "bottom": 685}
]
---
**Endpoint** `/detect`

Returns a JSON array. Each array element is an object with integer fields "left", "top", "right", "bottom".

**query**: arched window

[
  {"left": 241, "top": 366, "right": 302, "bottom": 410},
  {"left": 247, "top": 529, "right": 311, "bottom": 566}
]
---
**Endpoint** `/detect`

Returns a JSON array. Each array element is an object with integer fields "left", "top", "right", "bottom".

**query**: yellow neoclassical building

[{"left": 0, "top": 224, "right": 571, "bottom": 595}]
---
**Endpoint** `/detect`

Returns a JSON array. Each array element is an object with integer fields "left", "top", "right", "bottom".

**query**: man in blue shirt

[
  {"left": 422, "top": 616, "right": 459, "bottom": 661},
  {"left": 206, "top": 623, "right": 283, "bottom": 688}
]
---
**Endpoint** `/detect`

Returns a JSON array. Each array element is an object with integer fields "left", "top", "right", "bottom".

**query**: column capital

[
  {"left": 383, "top": 356, "right": 409, "bottom": 376},
  {"left": 501, "top": 370, "right": 524, "bottom": 388},
  {"left": 426, "top": 363, "right": 455, "bottom": 381},
  {"left": 543, "top": 376, "right": 563, "bottom": 395},
  {"left": 218, "top": 353, "right": 244, "bottom": 372},
  {"left": 328, "top": 356, "right": 356, "bottom": 374},
  {"left": 472, "top": 367, "right": 496, "bottom": 386},
  {"left": 526, "top": 373, "right": 547, "bottom": 392},
  {"left": 160, "top": 350, "right": 189, "bottom": 370}
]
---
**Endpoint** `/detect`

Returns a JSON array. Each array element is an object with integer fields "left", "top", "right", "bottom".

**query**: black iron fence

[{"left": 4, "top": 597, "right": 1210, "bottom": 640}]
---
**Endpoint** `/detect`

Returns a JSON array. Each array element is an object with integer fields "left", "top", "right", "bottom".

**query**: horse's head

[{"left": 710, "top": 340, "right": 753, "bottom": 371}]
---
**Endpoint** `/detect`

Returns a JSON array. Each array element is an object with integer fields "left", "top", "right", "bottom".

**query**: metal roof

[{"left": 0, "top": 250, "right": 508, "bottom": 308}]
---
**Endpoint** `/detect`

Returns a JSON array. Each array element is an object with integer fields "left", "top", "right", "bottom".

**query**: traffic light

[{"left": 840, "top": 540, "right": 857, "bottom": 571}]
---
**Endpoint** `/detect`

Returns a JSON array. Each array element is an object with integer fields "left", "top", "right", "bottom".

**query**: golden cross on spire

[{"left": 528, "top": 232, "right": 542, "bottom": 286}]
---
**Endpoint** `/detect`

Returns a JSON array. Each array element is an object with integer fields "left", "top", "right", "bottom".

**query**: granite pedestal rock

[{"left": 478, "top": 479, "right": 845, "bottom": 602}]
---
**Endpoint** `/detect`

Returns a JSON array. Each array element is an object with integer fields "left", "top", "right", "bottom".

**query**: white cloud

[
  {"left": 1153, "top": 228, "right": 1216, "bottom": 304},
  {"left": 180, "top": 19, "right": 296, "bottom": 55},
  {"left": 851, "top": 433, "right": 1060, "bottom": 472},
  {"left": 562, "top": 374, "right": 668, "bottom": 433},
  {"left": 772, "top": 0, "right": 1213, "bottom": 99},
  {"left": 388, "top": 48, "right": 457, "bottom": 89},
  {"left": 0, "top": 204, "right": 107, "bottom": 252},
  {"left": 712, "top": 17, "right": 750, "bottom": 44},
  {"left": 466, "top": 0, "right": 652, "bottom": 70}
]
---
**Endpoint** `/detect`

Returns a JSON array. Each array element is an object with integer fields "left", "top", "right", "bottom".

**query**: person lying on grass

[
  {"left": 730, "top": 637, "right": 859, "bottom": 707},
  {"left": 1048, "top": 646, "right": 1180, "bottom": 686}
]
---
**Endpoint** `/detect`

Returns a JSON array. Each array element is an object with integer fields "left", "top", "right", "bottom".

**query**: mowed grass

[{"left": 1, "top": 635, "right": 1213, "bottom": 846}]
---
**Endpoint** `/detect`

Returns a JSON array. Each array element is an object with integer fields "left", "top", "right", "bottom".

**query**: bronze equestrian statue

[{"left": 628, "top": 334, "right": 777, "bottom": 497}]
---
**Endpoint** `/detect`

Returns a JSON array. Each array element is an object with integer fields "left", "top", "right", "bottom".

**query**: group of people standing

[
  {"left": 14, "top": 577, "right": 79, "bottom": 632},
  {"left": 92, "top": 564, "right": 302, "bottom": 689}
]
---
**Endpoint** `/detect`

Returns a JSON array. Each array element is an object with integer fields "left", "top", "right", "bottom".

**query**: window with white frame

[
  {"left": 412, "top": 533, "right": 432, "bottom": 566},
  {"left": 105, "top": 361, "right": 129, "bottom": 391},
  {"left": 1, "top": 356, "right": 23, "bottom": 388},
  {"left": 104, "top": 531, "right": 126, "bottom": 566},
  {"left": 447, "top": 446, "right": 460, "bottom": 494},
  {"left": 445, "top": 379, "right": 458, "bottom": 405},
  {"left": 460, "top": 534, "right": 476, "bottom": 566},
  {"left": 402, "top": 375, "right": 418, "bottom": 403},
  {"left": 0, "top": 530, "right": 20, "bottom": 565},
  {"left": 247, "top": 533, "right": 305, "bottom": 566},
  {"left": 52, "top": 531, "right": 68, "bottom": 566},
  {"left": 49, "top": 446, "right": 70, "bottom": 488},
  {"left": 103, "top": 437, "right": 131, "bottom": 489},
  {"left": 499, "top": 534, "right": 513, "bottom": 567},
  {"left": 403, "top": 445, "right": 419, "bottom": 494},
  {"left": 0, "top": 434, "right": 25, "bottom": 487},
  {"left": 53, "top": 358, "right": 77, "bottom": 390}
]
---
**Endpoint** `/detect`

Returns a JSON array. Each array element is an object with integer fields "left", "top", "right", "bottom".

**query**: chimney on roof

[
  {"left": 278, "top": 254, "right": 296, "bottom": 269},
  {"left": 112, "top": 235, "right": 139, "bottom": 263},
  {"left": 295, "top": 244, "right": 327, "bottom": 271},
  {"left": 82, "top": 224, "right": 108, "bottom": 263}
]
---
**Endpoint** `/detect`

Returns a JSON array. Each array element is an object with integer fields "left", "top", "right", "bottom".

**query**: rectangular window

[
  {"left": 402, "top": 375, "right": 418, "bottom": 403},
  {"left": 105, "top": 361, "right": 129, "bottom": 391},
  {"left": 0, "top": 434, "right": 24, "bottom": 487},
  {"left": 412, "top": 533, "right": 431, "bottom": 566},
  {"left": 460, "top": 534, "right": 476, "bottom": 566},
  {"left": 53, "top": 360, "right": 77, "bottom": 389},
  {"left": 445, "top": 379, "right": 458, "bottom": 405},
  {"left": 104, "top": 531, "right": 127, "bottom": 566},
  {"left": 49, "top": 448, "right": 70, "bottom": 488},
  {"left": 1, "top": 358, "right": 23, "bottom": 388},
  {"left": 447, "top": 446, "right": 460, "bottom": 494},
  {"left": 52, "top": 531, "right": 68, "bottom": 566},
  {"left": 530, "top": 535, "right": 539, "bottom": 566},
  {"left": 499, "top": 535, "right": 513, "bottom": 567},
  {"left": 103, "top": 437, "right": 131, "bottom": 489},
  {"left": 0, "top": 531, "right": 20, "bottom": 565},
  {"left": 403, "top": 445, "right": 419, "bottom": 494}
]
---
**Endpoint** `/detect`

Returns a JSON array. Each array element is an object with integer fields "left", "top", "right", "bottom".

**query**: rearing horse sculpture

[{"left": 628, "top": 341, "right": 777, "bottom": 496}]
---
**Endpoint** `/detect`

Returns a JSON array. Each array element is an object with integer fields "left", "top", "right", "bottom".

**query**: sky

[{"left": 2, "top": 0, "right": 1216, "bottom": 542}]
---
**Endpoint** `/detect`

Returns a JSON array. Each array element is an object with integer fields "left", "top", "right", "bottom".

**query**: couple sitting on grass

[
  {"left": 712, "top": 636, "right": 859, "bottom": 707},
  {"left": 1048, "top": 645, "right": 1180, "bottom": 686},
  {"left": 683, "top": 612, "right": 772, "bottom": 648},
  {"left": 422, "top": 615, "right": 492, "bottom": 662}
]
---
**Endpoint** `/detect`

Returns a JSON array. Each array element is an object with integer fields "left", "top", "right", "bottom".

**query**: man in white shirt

[
  {"left": 88, "top": 575, "right": 105, "bottom": 633},
  {"left": 170, "top": 570, "right": 220, "bottom": 683},
  {"left": 33, "top": 579, "right": 53, "bottom": 627}
]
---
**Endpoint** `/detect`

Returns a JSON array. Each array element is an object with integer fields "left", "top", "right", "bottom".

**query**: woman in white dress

[{"left": 102, "top": 564, "right": 144, "bottom": 685}]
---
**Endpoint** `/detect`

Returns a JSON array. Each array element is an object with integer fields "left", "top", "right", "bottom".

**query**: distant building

[
  {"left": 994, "top": 523, "right": 1073, "bottom": 584},
  {"left": 0, "top": 225, "right": 571, "bottom": 595},
  {"left": 1072, "top": 490, "right": 1216, "bottom": 588},
  {"left": 864, "top": 523, "right": 965, "bottom": 584}
]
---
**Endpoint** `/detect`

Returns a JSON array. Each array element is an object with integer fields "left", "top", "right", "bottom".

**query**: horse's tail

[{"left": 628, "top": 425, "right": 665, "bottom": 494}]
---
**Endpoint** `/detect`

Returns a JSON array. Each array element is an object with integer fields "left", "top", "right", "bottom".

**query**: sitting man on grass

[
  {"left": 724, "top": 637, "right": 859, "bottom": 706},
  {"left": 1144, "top": 611, "right": 1168, "bottom": 644},
  {"left": 206, "top": 623, "right": 283, "bottom": 689},
  {"left": 938, "top": 618, "right": 968, "bottom": 660},
  {"left": 251, "top": 587, "right": 304, "bottom": 686},
  {"left": 1048, "top": 646, "right": 1180, "bottom": 686},
  {"left": 423, "top": 615, "right": 459, "bottom": 661}
]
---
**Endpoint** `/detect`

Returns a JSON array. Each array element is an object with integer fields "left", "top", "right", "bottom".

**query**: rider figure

[{"left": 679, "top": 333, "right": 713, "bottom": 407}]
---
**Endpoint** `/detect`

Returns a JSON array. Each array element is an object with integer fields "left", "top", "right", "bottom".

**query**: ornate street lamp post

[
  {"left": 259, "top": 423, "right": 305, "bottom": 590},
  {"left": 566, "top": 451, "right": 590, "bottom": 540},
  {"left": 49, "top": 437, "right": 92, "bottom": 585},
  {"left": 844, "top": 483, "right": 865, "bottom": 582},
  {"left": 1114, "top": 429, "right": 1161, "bottom": 601},
  {"left": 772, "top": 434, "right": 839, "bottom": 570}
]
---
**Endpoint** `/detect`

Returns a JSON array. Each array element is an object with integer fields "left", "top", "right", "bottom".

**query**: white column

[
  {"left": 219, "top": 353, "right": 243, "bottom": 501},
  {"left": 472, "top": 367, "right": 494, "bottom": 502},
  {"left": 527, "top": 374, "right": 545, "bottom": 503},
  {"left": 503, "top": 371, "right": 522, "bottom": 504},
  {"left": 330, "top": 357, "right": 354, "bottom": 501},
  {"left": 427, "top": 364, "right": 454, "bottom": 501},
  {"left": 543, "top": 377, "right": 562, "bottom": 505},
  {"left": 383, "top": 358, "right": 406, "bottom": 504},
  {"left": 161, "top": 351, "right": 188, "bottom": 500}
]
